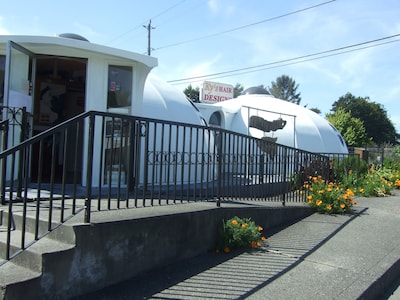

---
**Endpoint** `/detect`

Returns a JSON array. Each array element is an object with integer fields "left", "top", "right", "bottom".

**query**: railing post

[
  {"left": 216, "top": 130, "right": 223, "bottom": 207},
  {"left": 1, "top": 120, "right": 9, "bottom": 205},
  {"left": 85, "top": 114, "right": 95, "bottom": 223},
  {"left": 17, "top": 107, "right": 28, "bottom": 198},
  {"left": 282, "top": 147, "right": 287, "bottom": 206}
]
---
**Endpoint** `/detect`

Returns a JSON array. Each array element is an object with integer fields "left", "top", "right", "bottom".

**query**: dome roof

[
  {"left": 58, "top": 33, "right": 89, "bottom": 42},
  {"left": 241, "top": 86, "right": 270, "bottom": 95},
  {"left": 217, "top": 94, "right": 348, "bottom": 154},
  {"left": 143, "top": 74, "right": 205, "bottom": 126}
]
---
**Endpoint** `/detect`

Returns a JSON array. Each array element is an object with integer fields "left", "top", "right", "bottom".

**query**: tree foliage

[
  {"left": 309, "top": 107, "right": 321, "bottom": 114},
  {"left": 183, "top": 84, "right": 200, "bottom": 102},
  {"left": 326, "top": 108, "right": 371, "bottom": 147},
  {"left": 268, "top": 75, "right": 301, "bottom": 105},
  {"left": 331, "top": 93, "right": 398, "bottom": 145},
  {"left": 233, "top": 83, "right": 244, "bottom": 98}
]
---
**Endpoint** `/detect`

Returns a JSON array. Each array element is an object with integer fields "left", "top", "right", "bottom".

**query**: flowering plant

[
  {"left": 305, "top": 175, "right": 356, "bottom": 214},
  {"left": 217, "top": 216, "right": 266, "bottom": 253}
]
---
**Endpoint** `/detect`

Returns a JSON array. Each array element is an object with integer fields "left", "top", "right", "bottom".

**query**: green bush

[
  {"left": 217, "top": 216, "right": 266, "bottom": 253},
  {"left": 305, "top": 176, "right": 356, "bottom": 214},
  {"left": 332, "top": 155, "right": 368, "bottom": 184}
]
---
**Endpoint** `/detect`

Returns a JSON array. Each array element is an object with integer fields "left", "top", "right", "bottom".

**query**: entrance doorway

[{"left": 31, "top": 56, "right": 87, "bottom": 182}]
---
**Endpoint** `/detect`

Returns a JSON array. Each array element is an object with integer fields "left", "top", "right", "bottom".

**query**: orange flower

[
  {"left": 224, "top": 247, "right": 230, "bottom": 253},
  {"left": 340, "top": 203, "right": 345, "bottom": 209},
  {"left": 348, "top": 169, "right": 353, "bottom": 175},
  {"left": 327, "top": 205, "right": 332, "bottom": 211},
  {"left": 242, "top": 223, "right": 248, "bottom": 229},
  {"left": 258, "top": 226, "right": 263, "bottom": 232},
  {"left": 345, "top": 189, "right": 355, "bottom": 196},
  {"left": 316, "top": 200, "right": 322, "bottom": 206},
  {"left": 231, "top": 220, "right": 238, "bottom": 226},
  {"left": 251, "top": 241, "right": 258, "bottom": 248},
  {"left": 261, "top": 236, "right": 267, "bottom": 241}
]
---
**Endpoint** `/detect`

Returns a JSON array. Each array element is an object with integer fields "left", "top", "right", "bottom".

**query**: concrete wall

[
  {"left": 70, "top": 205, "right": 312, "bottom": 298},
  {"left": 3, "top": 204, "right": 313, "bottom": 299}
]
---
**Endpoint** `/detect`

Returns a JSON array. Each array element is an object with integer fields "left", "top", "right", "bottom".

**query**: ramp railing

[{"left": 0, "top": 110, "right": 337, "bottom": 260}]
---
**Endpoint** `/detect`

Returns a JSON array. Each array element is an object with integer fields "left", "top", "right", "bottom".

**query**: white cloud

[
  {"left": 207, "top": 0, "right": 219, "bottom": 14},
  {"left": 207, "top": 0, "right": 235, "bottom": 16}
]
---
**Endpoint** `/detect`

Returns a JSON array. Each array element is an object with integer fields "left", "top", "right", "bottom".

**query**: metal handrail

[{"left": 0, "top": 110, "right": 339, "bottom": 261}]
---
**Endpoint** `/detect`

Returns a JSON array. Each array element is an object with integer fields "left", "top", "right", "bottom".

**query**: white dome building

[
  {"left": 197, "top": 87, "right": 348, "bottom": 154},
  {"left": 142, "top": 74, "right": 206, "bottom": 126}
]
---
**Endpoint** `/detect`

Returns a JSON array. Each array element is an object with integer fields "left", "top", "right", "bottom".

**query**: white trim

[{"left": 0, "top": 35, "right": 157, "bottom": 69}]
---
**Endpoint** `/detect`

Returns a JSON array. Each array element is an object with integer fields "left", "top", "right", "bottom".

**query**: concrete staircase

[{"left": 0, "top": 203, "right": 79, "bottom": 299}]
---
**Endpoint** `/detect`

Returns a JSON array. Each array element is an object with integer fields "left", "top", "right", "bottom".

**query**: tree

[
  {"left": 331, "top": 93, "right": 398, "bottom": 145},
  {"left": 183, "top": 84, "right": 200, "bottom": 102},
  {"left": 326, "top": 108, "right": 371, "bottom": 147},
  {"left": 268, "top": 75, "right": 301, "bottom": 104},
  {"left": 309, "top": 107, "right": 321, "bottom": 114},
  {"left": 233, "top": 83, "right": 244, "bottom": 98}
]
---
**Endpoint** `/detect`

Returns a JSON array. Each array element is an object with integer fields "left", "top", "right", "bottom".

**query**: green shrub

[
  {"left": 332, "top": 155, "right": 368, "bottom": 184},
  {"left": 217, "top": 216, "right": 266, "bottom": 253},
  {"left": 305, "top": 175, "right": 356, "bottom": 214}
]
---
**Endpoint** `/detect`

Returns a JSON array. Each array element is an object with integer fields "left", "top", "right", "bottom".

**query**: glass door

[
  {"left": 2, "top": 41, "right": 36, "bottom": 187},
  {"left": 3, "top": 40, "right": 35, "bottom": 144}
]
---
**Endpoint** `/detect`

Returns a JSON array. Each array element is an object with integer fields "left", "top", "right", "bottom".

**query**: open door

[
  {"left": 2, "top": 41, "right": 35, "bottom": 187},
  {"left": 3, "top": 41, "right": 35, "bottom": 144},
  {"left": 3, "top": 41, "right": 87, "bottom": 183}
]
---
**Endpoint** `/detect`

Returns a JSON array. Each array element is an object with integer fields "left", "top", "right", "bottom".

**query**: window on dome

[{"left": 209, "top": 112, "right": 222, "bottom": 128}]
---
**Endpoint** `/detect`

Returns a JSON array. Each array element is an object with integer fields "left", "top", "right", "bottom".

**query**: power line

[
  {"left": 154, "top": 0, "right": 336, "bottom": 51},
  {"left": 104, "top": 0, "right": 187, "bottom": 45},
  {"left": 151, "top": 0, "right": 188, "bottom": 20},
  {"left": 168, "top": 34, "right": 400, "bottom": 85}
]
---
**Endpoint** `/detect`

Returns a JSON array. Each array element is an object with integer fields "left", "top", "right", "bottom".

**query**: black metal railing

[{"left": 0, "top": 110, "right": 336, "bottom": 260}]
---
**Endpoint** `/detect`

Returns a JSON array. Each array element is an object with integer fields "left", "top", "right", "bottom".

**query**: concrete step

[
  {"left": 0, "top": 226, "right": 77, "bottom": 299},
  {"left": 0, "top": 260, "right": 40, "bottom": 287},
  {"left": 10, "top": 235, "right": 75, "bottom": 272},
  {"left": 0, "top": 200, "right": 82, "bottom": 237}
]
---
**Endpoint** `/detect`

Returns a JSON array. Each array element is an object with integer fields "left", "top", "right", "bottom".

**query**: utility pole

[{"left": 143, "top": 20, "right": 155, "bottom": 56}]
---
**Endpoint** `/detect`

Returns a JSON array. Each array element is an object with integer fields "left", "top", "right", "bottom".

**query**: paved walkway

[{"left": 76, "top": 191, "right": 400, "bottom": 300}]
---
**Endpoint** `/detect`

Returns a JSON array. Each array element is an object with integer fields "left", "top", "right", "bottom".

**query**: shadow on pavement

[{"left": 74, "top": 207, "right": 367, "bottom": 300}]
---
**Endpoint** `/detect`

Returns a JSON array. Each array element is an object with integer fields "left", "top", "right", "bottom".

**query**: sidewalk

[{"left": 77, "top": 190, "right": 400, "bottom": 300}]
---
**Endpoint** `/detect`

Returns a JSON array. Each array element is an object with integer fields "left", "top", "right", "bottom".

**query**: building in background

[{"left": 196, "top": 87, "right": 348, "bottom": 154}]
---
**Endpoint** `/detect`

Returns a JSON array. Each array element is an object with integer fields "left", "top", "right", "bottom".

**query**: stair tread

[
  {"left": 0, "top": 261, "right": 40, "bottom": 285},
  {"left": 0, "top": 227, "right": 74, "bottom": 261}
]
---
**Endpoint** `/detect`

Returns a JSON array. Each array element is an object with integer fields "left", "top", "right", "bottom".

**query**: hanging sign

[{"left": 200, "top": 81, "right": 234, "bottom": 103}]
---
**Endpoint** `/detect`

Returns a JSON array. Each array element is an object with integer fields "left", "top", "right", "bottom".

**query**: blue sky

[{"left": 1, "top": 0, "right": 399, "bottom": 134}]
